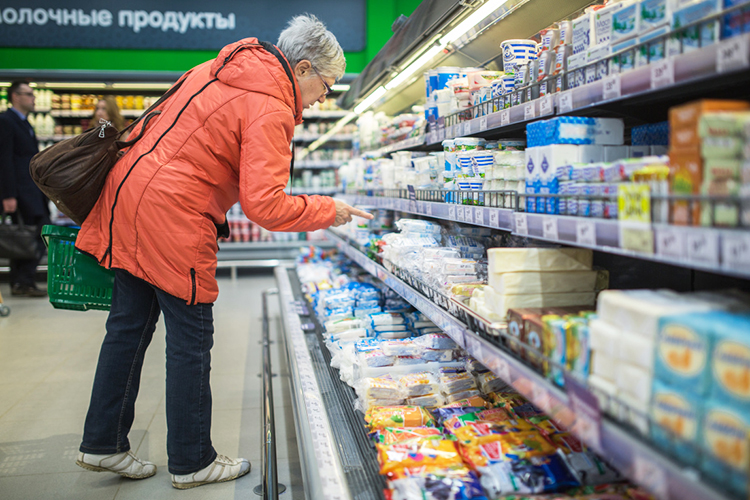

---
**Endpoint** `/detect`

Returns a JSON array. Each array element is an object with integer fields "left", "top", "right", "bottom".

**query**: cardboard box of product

[
  {"left": 701, "top": 400, "right": 750, "bottom": 496},
  {"left": 669, "top": 99, "right": 750, "bottom": 131},
  {"left": 650, "top": 379, "right": 703, "bottom": 465},
  {"left": 669, "top": 149, "right": 703, "bottom": 225}
]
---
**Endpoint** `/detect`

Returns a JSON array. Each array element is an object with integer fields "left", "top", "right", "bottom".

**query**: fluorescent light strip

[
  {"left": 307, "top": 112, "right": 357, "bottom": 152},
  {"left": 111, "top": 83, "right": 172, "bottom": 90},
  {"left": 331, "top": 84, "right": 350, "bottom": 92},
  {"left": 353, "top": 86, "right": 386, "bottom": 114},
  {"left": 440, "top": 0, "right": 510, "bottom": 45},
  {"left": 39, "top": 82, "right": 108, "bottom": 89},
  {"left": 385, "top": 43, "right": 445, "bottom": 90}
]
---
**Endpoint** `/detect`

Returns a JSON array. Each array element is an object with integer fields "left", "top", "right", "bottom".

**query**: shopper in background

[
  {"left": 0, "top": 80, "right": 49, "bottom": 297},
  {"left": 92, "top": 96, "right": 126, "bottom": 131},
  {"left": 74, "top": 14, "right": 371, "bottom": 489}
]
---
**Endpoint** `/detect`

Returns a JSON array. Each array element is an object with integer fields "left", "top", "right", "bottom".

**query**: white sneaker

[
  {"left": 171, "top": 455, "right": 251, "bottom": 489},
  {"left": 76, "top": 451, "right": 157, "bottom": 479}
]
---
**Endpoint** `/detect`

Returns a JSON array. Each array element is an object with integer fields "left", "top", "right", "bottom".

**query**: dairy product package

[
  {"left": 487, "top": 247, "right": 593, "bottom": 274},
  {"left": 701, "top": 399, "right": 750, "bottom": 496},
  {"left": 723, "top": 0, "right": 750, "bottom": 38},
  {"left": 654, "top": 312, "right": 714, "bottom": 395},
  {"left": 618, "top": 392, "right": 650, "bottom": 435},
  {"left": 640, "top": 0, "right": 671, "bottom": 33},
  {"left": 592, "top": 350, "right": 619, "bottom": 381},
  {"left": 611, "top": 1, "right": 641, "bottom": 44},
  {"left": 484, "top": 287, "right": 596, "bottom": 318},
  {"left": 488, "top": 270, "right": 600, "bottom": 295},
  {"left": 708, "top": 312, "right": 750, "bottom": 408},
  {"left": 635, "top": 26, "right": 669, "bottom": 67},
  {"left": 620, "top": 331, "right": 656, "bottom": 369},
  {"left": 537, "top": 145, "right": 583, "bottom": 214},
  {"left": 589, "top": 374, "right": 618, "bottom": 414},
  {"left": 668, "top": 0, "right": 721, "bottom": 56},
  {"left": 589, "top": 318, "right": 621, "bottom": 358},
  {"left": 651, "top": 380, "right": 703, "bottom": 464},
  {"left": 595, "top": 2, "right": 624, "bottom": 45},
  {"left": 596, "top": 289, "right": 719, "bottom": 339},
  {"left": 573, "top": 11, "right": 596, "bottom": 54},
  {"left": 524, "top": 148, "right": 540, "bottom": 213},
  {"left": 616, "top": 362, "right": 653, "bottom": 404}
]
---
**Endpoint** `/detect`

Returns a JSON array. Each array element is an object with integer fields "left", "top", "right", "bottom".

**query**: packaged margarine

[
  {"left": 650, "top": 380, "right": 702, "bottom": 465},
  {"left": 709, "top": 312, "right": 750, "bottom": 408},
  {"left": 654, "top": 312, "right": 714, "bottom": 396},
  {"left": 701, "top": 400, "right": 750, "bottom": 496}
]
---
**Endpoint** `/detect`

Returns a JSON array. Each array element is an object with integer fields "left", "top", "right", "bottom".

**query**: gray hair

[{"left": 277, "top": 14, "right": 346, "bottom": 80}]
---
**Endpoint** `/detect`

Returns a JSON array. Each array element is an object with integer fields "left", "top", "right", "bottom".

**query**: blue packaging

[
  {"left": 723, "top": 0, "right": 750, "bottom": 38},
  {"left": 708, "top": 312, "right": 750, "bottom": 409},
  {"left": 654, "top": 312, "right": 715, "bottom": 396},
  {"left": 650, "top": 380, "right": 703, "bottom": 465},
  {"left": 701, "top": 399, "right": 750, "bottom": 496}
]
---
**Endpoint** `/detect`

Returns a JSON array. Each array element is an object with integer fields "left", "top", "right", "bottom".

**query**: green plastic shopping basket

[{"left": 41, "top": 225, "right": 114, "bottom": 311}]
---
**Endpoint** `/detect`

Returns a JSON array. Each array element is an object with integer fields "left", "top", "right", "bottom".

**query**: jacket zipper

[
  {"left": 101, "top": 77, "right": 220, "bottom": 267},
  {"left": 190, "top": 268, "right": 197, "bottom": 305}
]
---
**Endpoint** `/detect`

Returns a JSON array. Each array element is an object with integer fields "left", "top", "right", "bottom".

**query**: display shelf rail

[
  {"left": 301, "top": 110, "right": 350, "bottom": 119},
  {"left": 342, "top": 190, "right": 750, "bottom": 280},
  {"left": 293, "top": 133, "right": 354, "bottom": 143},
  {"left": 325, "top": 229, "right": 738, "bottom": 500},
  {"left": 288, "top": 186, "right": 340, "bottom": 195},
  {"left": 275, "top": 266, "right": 352, "bottom": 500},
  {"left": 294, "top": 160, "right": 347, "bottom": 170}
]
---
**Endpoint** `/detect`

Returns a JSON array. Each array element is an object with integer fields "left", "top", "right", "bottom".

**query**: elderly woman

[{"left": 74, "top": 15, "right": 369, "bottom": 489}]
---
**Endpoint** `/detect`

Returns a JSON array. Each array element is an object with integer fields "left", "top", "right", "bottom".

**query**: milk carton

[
  {"left": 667, "top": 0, "right": 721, "bottom": 56},
  {"left": 612, "top": 1, "right": 642, "bottom": 44},
  {"left": 525, "top": 147, "right": 541, "bottom": 213},
  {"left": 573, "top": 11, "right": 596, "bottom": 54},
  {"left": 654, "top": 312, "right": 714, "bottom": 395},
  {"left": 595, "top": 2, "right": 624, "bottom": 45},
  {"left": 709, "top": 313, "right": 750, "bottom": 408},
  {"left": 650, "top": 380, "right": 703, "bottom": 464},
  {"left": 701, "top": 399, "right": 750, "bottom": 496},
  {"left": 538, "top": 145, "right": 581, "bottom": 214},
  {"left": 640, "top": 0, "right": 671, "bottom": 33}
]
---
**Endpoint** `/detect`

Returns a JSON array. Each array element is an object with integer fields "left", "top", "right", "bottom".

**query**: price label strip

[
  {"left": 277, "top": 273, "right": 351, "bottom": 500},
  {"left": 618, "top": 184, "right": 654, "bottom": 254},
  {"left": 564, "top": 373, "right": 603, "bottom": 454},
  {"left": 650, "top": 58, "right": 675, "bottom": 90},
  {"left": 500, "top": 110, "right": 511, "bottom": 127},
  {"left": 722, "top": 232, "right": 750, "bottom": 270},
  {"left": 602, "top": 73, "right": 622, "bottom": 100},
  {"left": 524, "top": 102, "right": 536, "bottom": 121},
  {"left": 514, "top": 212, "right": 529, "bottom": 236},
  {"left": 686, "top": 230, "right": 720, "bottom": 266},
  {"left": 655, "top": 226, "right": 686, "bottom": 260},
  {"left": 539, "top": 95, "right": 554, "bottom": 116},
  {"left": 475, "top": 207, "right": 485, "bottom": 225},
  {"left": 558, "top": 90, "right": 573, "bottom": 113},
  {"left": 542, "top": 216, "right": 559, "bottom": 241},
  {"left": 717, "top": 36, "right": 750, "bottom": 74},
  {"left": 576, "top": 220, "right": 597, "bottom": 246},
  {"left": 489, "top": 209, "right": 500, "bottom": 228}
]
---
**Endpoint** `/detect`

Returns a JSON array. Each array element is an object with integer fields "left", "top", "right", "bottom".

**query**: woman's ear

[{"left": 295, "top": 60, "right": 313, "bottom": 78}]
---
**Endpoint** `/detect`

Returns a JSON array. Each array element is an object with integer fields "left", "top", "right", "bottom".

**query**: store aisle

[{"left": 0, "top": 272, "right": 303, "bottom": 500}]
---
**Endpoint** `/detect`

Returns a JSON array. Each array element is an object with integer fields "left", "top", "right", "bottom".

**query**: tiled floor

[{"left": 0, "top": 272, "right": 303, "bottom": 500}]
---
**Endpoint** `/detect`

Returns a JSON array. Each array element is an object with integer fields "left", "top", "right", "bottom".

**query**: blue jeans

[{"left": 80, "top": 270, "right": 217, "bottom": 475}]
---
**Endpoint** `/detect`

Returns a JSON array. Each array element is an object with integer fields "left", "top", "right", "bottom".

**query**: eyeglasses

[{"left": 311, "top": 66, "right": 332, "bottom": 96}]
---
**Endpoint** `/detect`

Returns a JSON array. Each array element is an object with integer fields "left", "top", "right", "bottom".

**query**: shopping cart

[{"left": 41, "top": 225, "right": 114, "bottom": 311}]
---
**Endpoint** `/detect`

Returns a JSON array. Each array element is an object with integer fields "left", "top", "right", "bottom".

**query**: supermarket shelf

[
  {"left": 341, "top": 193, "right": 750, "bottom": 280},
  {"left": 416, "top": 34, "right": 750, "bottom": 148},
  {"left": 275, "top": 266, "right": 353, "bottom": 500},
  {"left": 362, "top": 135, "right": 425, "bottom": 157},
  {"left": 295, "top": 161, "right": 347, "bottom": 170},
  {"left": 301, "top": 110, "right": 350, "bottom": 119},
  {"left": 49, "top": 109, "right": 146, "bottom": 118},
  {"left": 288, "top": 186, "right": 341, "bottom": 195},
  {"left": 293, "top": 133, "right": 354, "bottom": 143},
  {"left": 325, "top": 229, "right": 736, "bottom": 500}
]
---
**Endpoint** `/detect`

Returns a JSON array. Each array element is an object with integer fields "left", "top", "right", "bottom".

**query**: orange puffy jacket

[{"left": 76, "top": 39, "right": 336, "bottom": 305}]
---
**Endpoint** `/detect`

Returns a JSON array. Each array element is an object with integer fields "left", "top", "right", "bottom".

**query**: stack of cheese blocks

[
  {"left": 469, "top": 247, "right": 600, "bottom": 321},
  {"left": 588, "top": 289, "right": 744, "bottom": 434}
]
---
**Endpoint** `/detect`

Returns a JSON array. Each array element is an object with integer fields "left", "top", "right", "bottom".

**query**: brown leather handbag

[{"left": 29, "top": 78, "right": 186, "bottom": 226}]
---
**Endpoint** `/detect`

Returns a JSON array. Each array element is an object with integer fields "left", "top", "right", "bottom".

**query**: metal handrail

[{"left": 255, "top": 288, "right": 284, "bottom": 499}]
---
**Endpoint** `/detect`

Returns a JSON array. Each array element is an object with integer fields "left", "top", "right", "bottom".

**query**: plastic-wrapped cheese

[
  {"left": 484, "top": 286, "right": 596, "bottom": 318},
  {"left": 488, "top": 270, "right": 599, "bottom": 295},
  {"left": 487, "top": 247, "right": 593, "bottom": 274},
  {"left": 616, "top": 362, "right": 653, "bottom": 404},
  {"left": 589, "top": 318, "right": 621, "bottom": 358}
]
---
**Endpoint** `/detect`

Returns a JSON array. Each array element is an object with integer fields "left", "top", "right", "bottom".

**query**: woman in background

[{"left": 92, "top": 96, "right": 126, "bottom": 131}]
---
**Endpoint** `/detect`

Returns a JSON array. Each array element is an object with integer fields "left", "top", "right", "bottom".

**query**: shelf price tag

[
  {"left": 650, "top": 58, "right": 675, "bottom": 90},
  {"left": 438, "top": 127, "right": 446, "bottom": 142},
  {"left": 514, "top": 213, "right": 528, "bottom": 235},
  {"left": 456, "top": 205, "right": 465, "bottom": 222},
  {"left": 531, "top": 383, "right": 552, "bottom": 413},
  {"left": 722, "top": 232, "right": 750, "bottom": 269},
  {"left": 480, "top": 116, "right": 488, "bottom": 131},
  {"left": 655, "top": 226, "right": 686, "bottom": 260},
  {"left": 686, "top": 230, "right": 720, "bottom": 265},
  {"left": 489, "top": 209, "right": 499, "bottom": 228},
  {"left": 500, "top": 109, "right": 511, "bottom": 127},
  {"left": 602, "top": 73, "right": 622, "bottom": 100},
  {"left": 463, "top": 121, "right": 472, "bottom": 136},
  {"left": 618, "top": 184, "right": 654, "bottom": 254},
  {"left": 633, "top": 455, "right": 668, "bottom": 500},
  {"left": 542, "top": 216, "right": 559, "bottom": 240},
  {"left": 464, "top": 206, "right": 474, "bottom": 224},
  {"left": 475, "top": 207, "right": 485, "bottom": 225},
  {"left": 539, "top": 95, "right": 554, "bottom": 116},
  {"left": 564, "top": 373, "right": 603, "bottom": 454},
  {"left": 576, "top": 220, "right": 597, "bottom": 246},
  {"left": 558, "top": 90, "right": 573, "bottom": 113},
  {"left": 717, "top": 36, "right": 750, "bottom": 74},
  {"left": 524, "top": 102, "right": 536, "bottom": 121},
  {"left": 424, "top": 202, "right": 433, "bottom": 216},
  {"left": 448, "top": 205, "right": 456, "bottom": 220}
]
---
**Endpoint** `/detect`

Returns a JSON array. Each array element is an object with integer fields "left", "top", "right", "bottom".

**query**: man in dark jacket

[{"left": 0, "top": 80, "right": 49, "bottom": 297}]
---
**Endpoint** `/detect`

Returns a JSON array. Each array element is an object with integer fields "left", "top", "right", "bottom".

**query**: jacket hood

[{"left": 210, "top": 38, "right": 303, "bottom": 123}]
